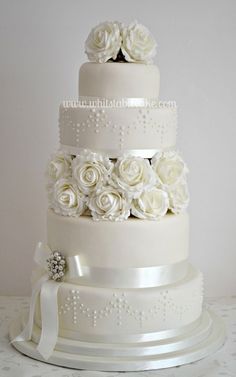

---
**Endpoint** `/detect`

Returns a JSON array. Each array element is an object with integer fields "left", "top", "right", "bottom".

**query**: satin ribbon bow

[{"left": 13, "top": 242, "right": 83, "bottom": 360}]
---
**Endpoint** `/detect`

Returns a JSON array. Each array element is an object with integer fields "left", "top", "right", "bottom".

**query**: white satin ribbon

[
  {"left": 13, "top": 242, "right": 84, "bottom": 359},
  {"left": 13, "top": 243, "right": 74, "bottom": 360},
  {"left": 67, "top": 255, "right": 83, "bottom": 278},
  {"left": 43, "top": 315, "right": 202, "bottom": 344},
  {"left": 60, "top": 144, "right": 175, "bottom": 159},
  {"left": 37, "top": 280, "right": 62, "bottom": 359},
  {"left": 13, "top": 274, "right": 49, "bottom": 343},
  {"left": 66, "top": 261, "right": 188, "bottom": 288}
]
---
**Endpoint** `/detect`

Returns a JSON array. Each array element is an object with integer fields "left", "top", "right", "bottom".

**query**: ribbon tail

[
  {"left": 12, "top": 274, "right": 49, "bottom": 343},
  {"left": 37, "top": 280, "right": 62, "bottom": 360}
]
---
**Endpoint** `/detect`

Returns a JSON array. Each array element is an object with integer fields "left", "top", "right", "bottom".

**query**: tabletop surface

[{"left": 0, "top": 296, "right": 235, "bottom": 377}]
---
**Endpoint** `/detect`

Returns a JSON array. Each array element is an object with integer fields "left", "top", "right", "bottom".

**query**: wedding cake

[{"left": 10, "top": 21, "right": 225, "bottom": 371}]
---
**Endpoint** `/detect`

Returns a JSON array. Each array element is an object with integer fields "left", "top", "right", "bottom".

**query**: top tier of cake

[
  {"left": 59, "top": 61, "right": 176, "bottom": 158},
  {"left": 59, "top": 21, "right": 177, "bottom": 158},
  {"left": 79, "top": 62, "right": 160, "bottom": 99}
]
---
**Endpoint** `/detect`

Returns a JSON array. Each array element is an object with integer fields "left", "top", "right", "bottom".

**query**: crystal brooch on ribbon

[{"left": 47, "top": 251, "right": 66, "bottom": 281}]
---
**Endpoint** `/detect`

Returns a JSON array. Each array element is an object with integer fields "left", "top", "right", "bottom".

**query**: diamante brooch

[{"left": 47, "top": 251, "right": 66, "bottom": 281}]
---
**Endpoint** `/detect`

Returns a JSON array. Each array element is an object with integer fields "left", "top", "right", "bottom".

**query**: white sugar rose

[
  {"left": 72, "top": 150, "right": 113, "bottom": 195},
  {"left": 168, "top": 181, "right": 189, "bottom": 214},
  {"left": 151, "top": 151, "right": 188, "bottom": 187},
  {"left": 50, "top": 178, "right": 86, "bottom": 217},
  {"left": 85, "top": 21, "right": 122, "bottom": 63},
  {"left": 131, "top": 188, "right": 169, "bottom": 220},
  {"left": 121, "top": 21, "right": 157, "bottom": 63},
  {"left": 88, "top": 186, "right": 130, "bottom": 221},
  {"left": 47, "top": 151, "right": 72, "bottom": 182},
  {"left": 112, "top": 156, "right": 156, "bottom": 199}
]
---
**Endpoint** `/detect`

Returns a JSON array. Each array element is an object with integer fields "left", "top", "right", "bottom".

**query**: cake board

[{"left": 9, "top": 309, "right": 226, "bottom": 372}]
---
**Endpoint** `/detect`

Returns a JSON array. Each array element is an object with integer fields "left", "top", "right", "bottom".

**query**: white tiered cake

[{"left": 10, "top": 21, "right": 225, "bottom": 371}]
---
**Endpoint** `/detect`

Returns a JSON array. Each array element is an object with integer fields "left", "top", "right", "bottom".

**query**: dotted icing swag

[
  {"left": 59, "top": 105, "right": 177, "bottom": 151},
  {"left": 58, "top": 286, "right": 202, "bottom": 329}
]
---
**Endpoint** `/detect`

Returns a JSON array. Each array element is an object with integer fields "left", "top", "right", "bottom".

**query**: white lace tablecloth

[{"left": 0, "top": 296, "right": 236, "bottom": 377}]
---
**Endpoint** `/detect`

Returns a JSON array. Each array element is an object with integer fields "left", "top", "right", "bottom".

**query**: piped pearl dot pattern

[
  {"left": 59, "top": 104, "right": 177, "bottom": 153},
  {"left": 58, "top": 278, "right": 203, "bottom": 330}
]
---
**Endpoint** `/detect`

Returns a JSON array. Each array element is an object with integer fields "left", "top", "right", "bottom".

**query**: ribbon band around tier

[
  {"left": 66, "top": 260, "right": 188, "bottom": 288},
  {"left": 60, "top": 145, "right": 175, "bottom": 159}
]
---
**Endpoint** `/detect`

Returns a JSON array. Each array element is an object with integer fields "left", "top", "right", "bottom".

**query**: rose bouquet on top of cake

[{"left": 85, "top": 20, "right": 157, "bottom": 64}]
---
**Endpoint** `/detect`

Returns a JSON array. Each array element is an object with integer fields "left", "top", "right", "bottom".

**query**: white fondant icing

[
  {"left": 47, "top": 209, "right": 189, "bottom": 268},
  {"left": 79, "top": 63, "right": 160, "bottom": 99},
  {"left": 59, "top": 103, "right": 177, "bottom": 158}
]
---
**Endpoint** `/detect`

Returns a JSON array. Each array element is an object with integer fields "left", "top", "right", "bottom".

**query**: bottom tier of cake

[
  {"left": 10, "top": 264, "right": 226, "bottom": 371},
  {"left": 34, "top": 264, "right": 203, "bottom": 339}
]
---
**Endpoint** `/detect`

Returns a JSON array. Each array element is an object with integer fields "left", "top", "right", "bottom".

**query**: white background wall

[{"left": 0, "top": 0, "right": 235, "bottom": 296}]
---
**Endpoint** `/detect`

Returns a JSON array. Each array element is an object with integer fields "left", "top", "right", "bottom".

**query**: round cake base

[{"left": 9, "top": 310, "right": 225, "bottom": 372}]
